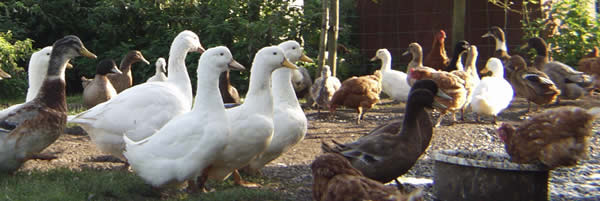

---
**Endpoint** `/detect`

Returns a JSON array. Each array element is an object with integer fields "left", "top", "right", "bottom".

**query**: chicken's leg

[
  {"left": 435, "top": 113, "right": 445, "bottom": 127},
  {"left": 356, "top": 107, "right": 363, "bottom": 124}
]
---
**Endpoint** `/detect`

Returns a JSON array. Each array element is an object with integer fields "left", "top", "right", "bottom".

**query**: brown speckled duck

[
  {"left": 82, "top": 59, "right": 122, "bottom": 109},
  {"left": 322, "top": 80, "right": 451, "bottom": 184},
  {"left": 108, "top": 50, "right": 149, "bottom": 93},
  {"left": 0, "top": 35, "right": 96, "bottom": 173}
]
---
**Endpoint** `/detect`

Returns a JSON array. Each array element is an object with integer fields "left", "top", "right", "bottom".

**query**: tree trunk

[
  {"left": 326, "top": 0, "right": 339, "bottom": 77},
  {"left": 316, "top": 0, "right": 329, "bottom": 79}
]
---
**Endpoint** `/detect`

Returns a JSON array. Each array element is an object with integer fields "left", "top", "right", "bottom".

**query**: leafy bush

[
  {"left": 522, "top": 0, "right": 600, "bottom": 67},
  {"left": 0, "top": 31, "right": 34, "bottom": 99}
]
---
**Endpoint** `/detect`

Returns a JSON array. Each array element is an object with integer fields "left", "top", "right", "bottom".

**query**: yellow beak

[
  {"left": 300, "top": 54, "right": 314, "bottom": 63},
  {"left": 282, "top": 58, "right": 298, "bottom": 69},
  {"left": 80, "top": 47, "right": 97, "bottom": 59}
]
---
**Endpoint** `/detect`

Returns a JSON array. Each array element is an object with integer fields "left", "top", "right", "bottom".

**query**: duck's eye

[
  {"left": 292, "top": 47, "right": 296, "bottom": 50},
  {"left": 220, "top": 52, "right": 224, "bottom": 56},
  {"left": 273, "top": 52, "right": 277, "bottom": 55}
]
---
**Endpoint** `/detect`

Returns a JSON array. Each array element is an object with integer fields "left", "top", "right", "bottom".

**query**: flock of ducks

[{"left": 0, "top": 25, "right": 599, "bottom": 200}]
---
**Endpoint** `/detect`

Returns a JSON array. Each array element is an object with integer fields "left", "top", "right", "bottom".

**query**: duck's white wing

[{"left": 70, "top": 82, "right": 190, "bottom": 140}]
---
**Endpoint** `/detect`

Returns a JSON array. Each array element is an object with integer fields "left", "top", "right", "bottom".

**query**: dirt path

[{"left": 18, "top": 96, "right": 600, "bottom": 201}]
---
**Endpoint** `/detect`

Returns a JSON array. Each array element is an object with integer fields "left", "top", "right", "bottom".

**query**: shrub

[{"left": 0, "top": 31, "right": 34, "bottom": 99}]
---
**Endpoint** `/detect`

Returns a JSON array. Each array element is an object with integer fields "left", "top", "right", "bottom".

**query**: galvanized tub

[{"left": 432, "top": 149, "right": 549, "bottom": 201}]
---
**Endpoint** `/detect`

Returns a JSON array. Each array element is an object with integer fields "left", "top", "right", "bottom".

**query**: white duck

[
  {"left": 68, "top": 30, "right": 204, "bottom": 161},
  {"left": 470, "top": 58, "right": 514, "bottom": 124},
  {"left": 0, "top": 47, "right": 54, "bottom": 119},
  {"left": 371, "top": 48, "right": 410, "bottom": 102},
  {"left": 146, "top": 57, "right": 167, "bottom": 82},
  {"left": 310, "top": 65, "right": 341, "bottom": 113},
  {"left": 245, "top": 41, "right": 311, "bottom": 174},
  {"left": 124, "top": 46, "right": 244, "bottom": 190},
  {"left": 206, "top": 46, "right": 298, "bottom": 187}
]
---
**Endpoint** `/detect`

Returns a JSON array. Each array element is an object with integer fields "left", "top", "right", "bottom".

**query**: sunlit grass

[{"left": 0, "top": 169, "right": 290, "bottom": 201}]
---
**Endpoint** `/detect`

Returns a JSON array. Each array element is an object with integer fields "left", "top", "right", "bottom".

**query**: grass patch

[{"left": 0, "top": 169, "right": 290, "bottom": 201}]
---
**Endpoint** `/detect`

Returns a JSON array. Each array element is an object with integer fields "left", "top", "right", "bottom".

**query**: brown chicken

[
  {"left": 424, "top": 30, "right": 450, "bottom": 71},
  {"left": 497, "top": 106, "right": 600, "bottom": 169},
  {"left": 505, "top": 55, "right": 560, "bottom": 111},
  {"left": 329, "top": 71, "right": 382, "bottom": 124},
  {"left": 312, "top": 153, "right": 423, "bottom": 201},
  {"left": 408, "top": 67, "right": 467, "bottom": 127}
]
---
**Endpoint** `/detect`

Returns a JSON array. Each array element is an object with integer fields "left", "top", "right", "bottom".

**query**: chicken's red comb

[{"left": 439, "top": 30, "right": 446, "bottom": 38}]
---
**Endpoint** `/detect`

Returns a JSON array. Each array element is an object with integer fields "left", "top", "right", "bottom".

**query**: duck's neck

[
  {"left": 448, "top": 51, "right": 463, "bottom": 71},
  {"left": 37, "top": 55, "right": 68, "bottom": 112},
  {"left": 533, "top": 46, "right": 549, "bottom": 69},
  {"left": 495, "top": 38, "right": 508, "bottom": 52},
  {"left": 94, "top": 74, "right": 110, "bottom": 83},
  {"left": 119, "top": 57, "right": 135, "bottom": 75},
  {"left": 465, "top": 53, "right": 478, "bottom": 76},
  {"left": 272, "top": 68, "right": 300, "bottom": 109},
  {"left": 379, "top": 55, "right": 392, "bottom": 72},
  {"left": 192, "top": 67, "right": 225, "bottom": 113},
  {"left": 399, "top": 101, "right": 432, "bottom": 151},
  {"left": 243, "top": 61, "right": 274, "bottom": 115},
  {"left": 166, "top": 46, "right": 193, "bottom": 107},
  {"left": 407, "top": 51, "right": 424, "bottom": 73}
]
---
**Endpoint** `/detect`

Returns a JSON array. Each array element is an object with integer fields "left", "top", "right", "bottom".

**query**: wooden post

[
  {"left": 452, "top": 0, "right": 466, "bottom": 49},
  {"left": 316, "top": 0, "right": 329, "bottom": 79},
  {"left": 326, "top": 0, "right": 339, "bottom": 77}
]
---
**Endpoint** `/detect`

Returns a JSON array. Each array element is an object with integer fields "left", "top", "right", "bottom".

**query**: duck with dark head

[{"left": 0, "top": 35, "right": 96, "bottom": 173}]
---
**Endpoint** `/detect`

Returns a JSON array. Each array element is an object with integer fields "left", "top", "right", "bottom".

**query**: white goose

[
  {"left": 470, "top": 58, "right": 514, "bottom": 124},
  {"left": 371, "top": 48, "right": 410, "bottom": 102},
  {"left": 124, "top": 46, "right": 244, "bottom": 190},
  {"left": 68, "top": 30, "right": 204, "bottom": 161},
  {"left": 146, "top": 57, "right": 167, "bottom": 82},
  {"left": 207, "top": 46, "right": 298, "bottom": 187},
  {"left": 0, "top": 47, "right": 53, "bottom": 119},
  {"left": 245, "top": 41, "right": 310, "bottom": 173}
]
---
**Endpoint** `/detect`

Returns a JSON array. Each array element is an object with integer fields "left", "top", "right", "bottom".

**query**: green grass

[{"left": 0, "top": 169, "right": 290, "bottom": 201}]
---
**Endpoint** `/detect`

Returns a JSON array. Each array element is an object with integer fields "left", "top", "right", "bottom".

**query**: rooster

[
  {"left": 497, "top": 106, "right": 600, "bottom": 169},
  {"left": 312, "top": 153, "right": 423, "bottom": 201},
  {"left": 424, "top": 30, "right": 450, "bottom": 71}
]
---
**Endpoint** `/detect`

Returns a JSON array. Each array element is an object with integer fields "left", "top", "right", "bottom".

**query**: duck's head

[
  {"left": 481, "top": 58, "right": 504, "bottom": 76},
  {"left": 454, "top": 40, "right": 470, "bottom": 55},
  {"left": 96, "top": 59, "right": 122, "bottom": 75},
  {"left": 48, "top": 35, "right": 96, "bottom": 77},
  {"left": 126, "top": 50, "right": 150, "bottom": 65},
  {"left": 155, "top": 57, "right": 167, "bottom": 73},
  {"left": 506, "top": 55, "right": 528, "bottom": 70},
  {"left": 278, "top": 40, "right": 313, "bottom": 63},
  {"left": 409, "top": 79, "right": 452, "bottom": 109},
  {"left": 321, "top": 65, "right": 332, "bottom": 77},
  {"left": 522, "top": 37, "right": 548, "bottom": 55},
  {"left": 253, "top": 46, "right": 298, "bottom": 73},
  {"left": 402, "top": 42, "right": 422, "bottom": 57},
  {"left": 171, "top": 30, "right": 205, "bottom": 55},
  {"left": 467, "top": 45, "right": 478, "bottom": 58},
  {"left": 482, "top": 26, "right": 505, "bottom": 42},
  {"left": 198, "top": 46, "right": 245, "bottom": 74},
  {"left": 370, "top": 48, "right": 391, "bottom": 61}
]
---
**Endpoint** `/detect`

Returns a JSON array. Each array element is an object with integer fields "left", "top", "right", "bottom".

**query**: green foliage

[
  {"left": 0, "top": 31, "right": 34, "bottom": 99},
  {"left": 0, "top": 168, "right": 289, "bottom": 201},
  {"left": 521, "top": 0, "right": 600, "bottom": 67}
]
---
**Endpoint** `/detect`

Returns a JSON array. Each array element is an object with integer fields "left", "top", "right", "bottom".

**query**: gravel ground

[{"left": 12, "top": 96, "right": 600, "bottom": 201}]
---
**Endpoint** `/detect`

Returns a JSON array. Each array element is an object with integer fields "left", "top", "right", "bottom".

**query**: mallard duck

[
  {"left": 505, "top": 55, "right": 559, "bottom": 111},
  {"left": 498, "top": 106, "right": 600, "bottom": 168},
  {"left": 445, "top": 40, "right": 469, "bottom": 72},
  {"left": 245, "top": 41, "right": 311, "bottom": 174},
  {"left": 322, "top": 79, "right": 451, "bottom": 184},
  {"left": 311, "top": 153, "right": 424, "bottom": 201},
  {"left": 372, "top": 48, "right": 411, "bottom": 102},
  {"left": 108, "top": 50, "right": 150, "bottom": 93},
  {"left": 219, "top": 70, "right": 241, "bottom": 104},
  {"left": 482, "top": 26, "right": 514, "bottom": 79},
  {"left": 329, "top": 71, "right": 383, "bottom": 124},
  {"left": 470, "top": 58, "right": 514, "bottom": 124},
  {"left": 0, "top": 47, "right": 55, "bottom": 119},
  {"left": 69, "top": 30, "right": 204, "bottom": 161},
  {"left": 82, "top": 59, "right": 122, "bottom": 109},
  {"left": 146, "top": 57, "right": 167, "bottom": 82},
  {"left": 523, "top": 37, "right": 592, "bottom": 101},
  {"left": 311, "top": 65, "right": 341, "bottom": 113},
  {"left": 0, "top": 35, "right": 96, "bottom": 173},
  {"left": 206, "top": 46, "right": 298, "bottom": 187},
  {"left": 124, "top": 46, "right": 244, "bottom": 190}
]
